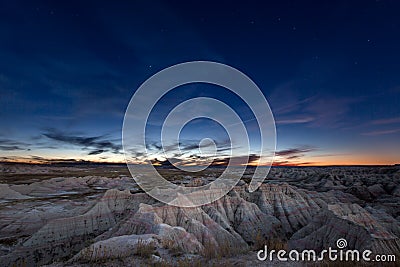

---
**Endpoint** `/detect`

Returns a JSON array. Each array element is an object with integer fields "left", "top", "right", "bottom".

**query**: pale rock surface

[
  {"left": 2, "top": 167, "right": 400, "bottom": 266},
  {"left": 0, "top": 184, "right": 31, "bottom": 200},
  {"left": 289, "top": 203, "right": 400, "bottom": 254},
  {"left": 367, "top": 184, "right": 386, "bottom": 198},
  {"left": 71, "top": 234, "right": 159, "bottom": 262},
  {"left": 236, "top": 183, "right": 321, "bottom": 236}
]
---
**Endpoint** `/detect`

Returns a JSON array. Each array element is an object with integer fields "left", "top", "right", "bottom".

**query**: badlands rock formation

[{"left": 0, "top": 165, "right": 399, "bottom": 266}]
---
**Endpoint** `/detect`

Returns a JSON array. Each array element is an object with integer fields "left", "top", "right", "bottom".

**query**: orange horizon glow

[{"left": 1, "top": 156, "right": 398, "bottom": 166}]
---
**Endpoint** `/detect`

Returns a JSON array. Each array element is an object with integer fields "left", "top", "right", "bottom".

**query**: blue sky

[{"left": 0, "top": 0, "right": 399, "bottom": 165}]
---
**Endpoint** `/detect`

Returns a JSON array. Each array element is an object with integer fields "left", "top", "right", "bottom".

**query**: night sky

[{"left": 0, "top": 0, "right": 399, "bottom": 165}]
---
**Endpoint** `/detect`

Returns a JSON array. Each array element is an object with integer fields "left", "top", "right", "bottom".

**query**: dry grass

[
  {"left": 202, "top": 238, "right": 248, "bottom": 259},
  {"left": 265, "top": 237, "right": 288, "bottom": 251},
  {"left": 134, "top": 239, "right": 156, "bottom": 259},
  {"left": 161, "top": 238, "right": 184, "bottom": 257},
  {"left": 251, "top": 231, "right": 287, "bottom": 251},
  {"left": 252, "top": 231, "right": 265, "bottom": 251},
  {"left": 175, "top": 258, "right": 204, "bottom": 267},
  {"left": 0, "top": 237, "right": 18, "bottom": 246},
  {"left": 149, "top": 259, "right": 202, "bottom": 267},
  {"left": 152, "top": 257, "right": 243, "bottom": 267}
]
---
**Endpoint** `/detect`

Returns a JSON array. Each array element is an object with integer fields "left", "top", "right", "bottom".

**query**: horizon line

[{"left": 0, "top": 160, "right": 398, "bottom": 168}]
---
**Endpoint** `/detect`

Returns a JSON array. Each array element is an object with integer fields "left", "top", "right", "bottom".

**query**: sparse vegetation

[
  {"left": 0, "top": 237, "right": 18, "bottom": 246},
  {"left": 202, "top": 237, "right": 248, "bottom": 259},
  {"left": 251, "top": 231, "right": 287, "bottom": 251},
  {"left": 265, "top": 237, "right": 288, "bottom": 251},
  {"left": 134, "top": 239, "right": 156, "bottom": 258},
  {"left": 162, "top": 238, "right": 184, "bottom": 257}
]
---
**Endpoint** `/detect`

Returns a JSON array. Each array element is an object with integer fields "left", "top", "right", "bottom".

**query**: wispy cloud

[
  {"left": 272, "top": 160, "right": 317, "bottom": 166},
  {"left": 361, "top": 128, "right": 400, "bottom": 136},
  {"left": 209, "top": 154, "right": 260, "bottom": 166},
  {"left": 43, "top": 129, "right": 122, "bottom": 155},
  {"left": 88, "top": 149, "right": 106, "bottom": 155},
  {"left": 276, "top": 116, "right": 315, "bottom": 125},
  {"left": 275, "top": 146, "right": 316, "bottom": 157},
  {"left": 304, "top": 96, "right": 357, "bottom": 128},
  {"left": 272, "top": 94, "right": 316, "bottom": 116},
  {"left": 145, "top": 139, "right": 232, "bottom": 154},
  {"left": 311, "top": 153, "right": 350, "bottom": 158},
  {"left": 371, "top": 117, "right": 400, "bottom": 125},
  {"left": 269, "top": 84, "right": 360, "bottom": 128},
  {"left": 0, "top": 139, "right": 30, "bottom": 151},
  {"left": 273, "top": 145, "right": 318, "bottom": 165}
]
